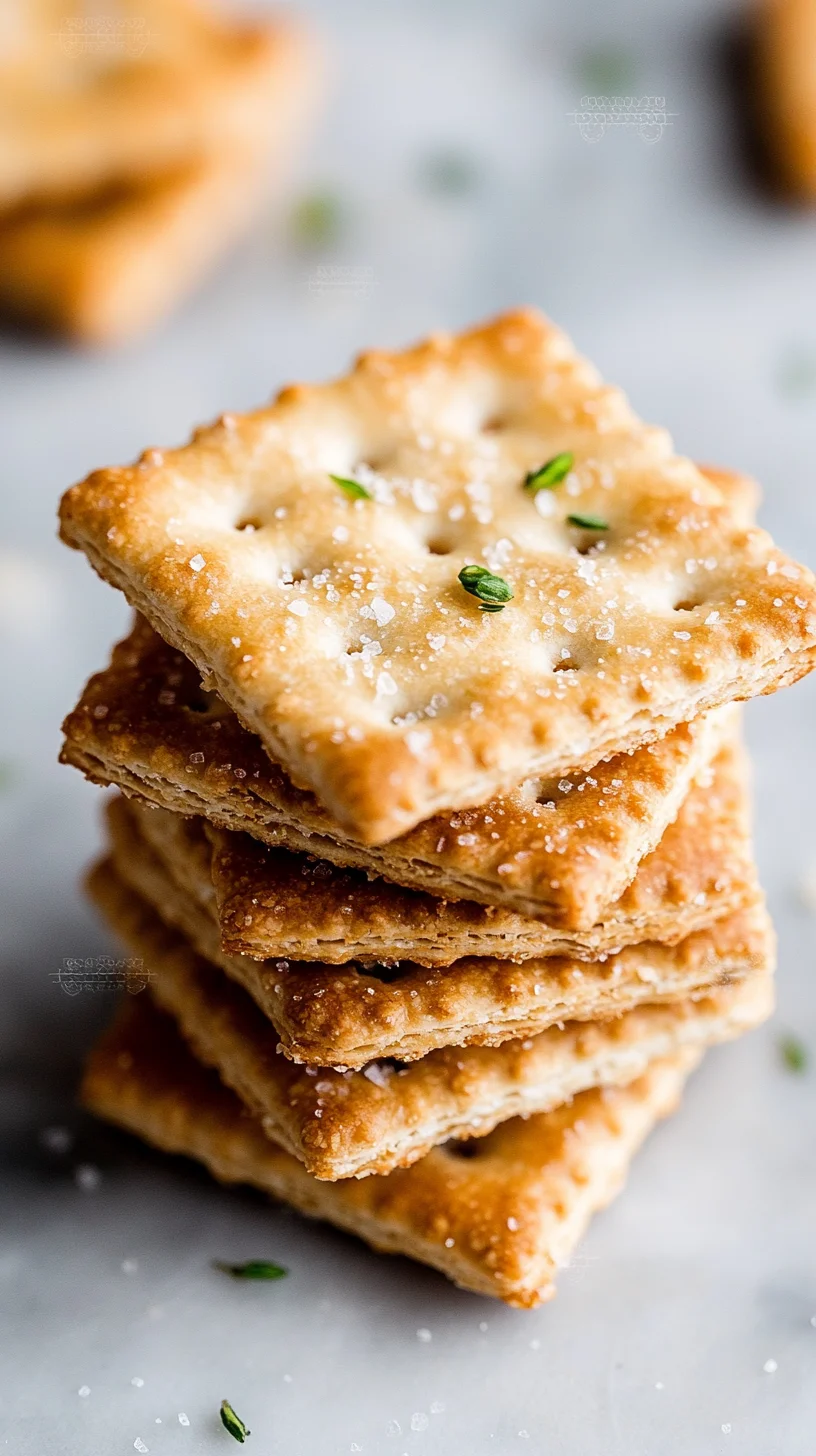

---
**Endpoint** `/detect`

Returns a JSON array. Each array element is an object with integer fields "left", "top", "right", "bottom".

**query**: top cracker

[{"left": 59, "top": 309, "right": 816, "bottom": 843}]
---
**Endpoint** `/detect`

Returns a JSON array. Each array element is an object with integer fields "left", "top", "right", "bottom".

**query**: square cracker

[
  {"left": 63, "top": 618, "right": 730, "bottom": 926},
  {"left": 0, "top": 3, "right": 317, "bottom": 209},
  {"left": 98, "top": 806, "right": 775, "bottom": 1069},
  {"left": 89, "top": 859, "right": 773, "bottom": 1180},
  {"left": 59, "top": 310, "right": 816, "bottom": 842},
  {"left": 125, "top": 724, "right": 758, "bottom": 964},
  {"left": 81, "top": 994, "right": 699, "bottom": 1307}
]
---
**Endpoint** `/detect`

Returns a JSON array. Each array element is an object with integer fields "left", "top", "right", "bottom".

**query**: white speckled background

[{"left": 1, "top": 1, "right": 816, "bottom": 1451}]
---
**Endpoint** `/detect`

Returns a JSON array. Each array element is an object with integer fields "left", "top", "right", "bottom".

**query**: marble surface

[{"left": 1, "top": 1, "right": 816, "bottom": 1451}]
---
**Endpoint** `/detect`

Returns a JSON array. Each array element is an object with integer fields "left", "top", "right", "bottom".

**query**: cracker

[
  {"left": 81, "top": 994, "right": 698, "bottom": 1306},
  {"left": 123, "top": 724, "right": 759, "bottom": 964},
  {"left": 0, "top": 157, "right": 280, "bottom": 345},
  {"left": 59, "top": 311, "right": 816, "bottom": 842},
  {"left": 0, "top": 13, "right": 318, "bottom": 343},
  {"left": 0, "top": 4, "right": 318, "bottom": 209},
  {"left": 90, "top": 859, "right": 773, "bottom": 1179},
  {"left": 759, "top": 0, "right": 816, "bottom": 198},
  {"left": 97, "top": 807, "right": 775, "bottom": 1068},
  {"left": 62, "top": 619, "right": 732, "bottom": 926}
]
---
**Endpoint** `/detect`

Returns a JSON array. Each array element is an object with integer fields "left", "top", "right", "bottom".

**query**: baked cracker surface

[
  {"left": 89, "top": 858, "right": 773, "bottom": 1180},
  {"left": 59, "top": 311, "right": 816, "bottom": 841},
  {"left": 81, "top": 994, "right": 699, "bottom": 1306},
  {"left": 98, "top": 804, "right": 775, "bottom": 1069}
]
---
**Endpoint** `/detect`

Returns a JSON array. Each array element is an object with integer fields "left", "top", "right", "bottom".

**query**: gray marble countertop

[{"left": 2, "top": 1, "right": 815, "bottom": 1451}]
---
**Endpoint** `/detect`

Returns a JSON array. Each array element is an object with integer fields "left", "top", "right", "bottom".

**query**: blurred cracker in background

[
  {"left": 0, "top": 2, "right": 322, "bottom": 343},
  {"left": 759, "top": 0, "right": 816, "bottom": 198}
]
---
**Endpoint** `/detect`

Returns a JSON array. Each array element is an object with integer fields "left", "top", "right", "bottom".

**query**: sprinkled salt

[
  {"left": 673, "top": 630, "right": 691, "bottom": 641},
  {"left": 430, "top": 1401, "right": 445, "bottom": 1414},
  {"left": 134, "top": 1441, "right": 148, "bottom": 1453},
  {"left": 479, "top": 1321, "right": 489, "bottom": 1332},
  {"left": 287, "top": 600, "right": 309, "bottom": 617},
  {"left": 533, "top": 490, "right": 556, "bottom": 517},
  {"left": 361, "top": 597, "right": 395, "bottom": 627},
  {"left": 426, "top": 633, "right": 446, "bottom": 651},
  {"left": 363, "top": 1063, "right": 390, "bottom": 1088},
  {"left": 595, "top": 621, "right": 614, "bottom": 641},
  {"left": 386, "top": 1419, "right": 401, "bottom": 1435},
  {"left": 763, "top": 1358, "right": 777, "bottom": 1374},
  {"left": 410, "top": 1413, "right": 429, "bottom": 1432},
  {"left": 416, "top": 1328, "right": 432, "bottom": 1343},
  {"left": 189, "top": 751, "right": 204, "bottom": 765},
  {"left": 74, "top": 1163, "right": 101, "bottom": 1192},
  {"left": 507, "top": 1216, "right": 519, "bottom": 1231},
  {"left": 40, "top": 1125, "right": 72, "bottom": 1154},
  {"left": 188, "top": 554, "right": 205, "bottom": 572},
  {"left": 78, "top": 1386, "right": 90, "bottom": 1398},
  {"left": 722, "top": 1424, "right": 731, "bottom": 1435},
  {"left": 704, "top": 611, "right": 720, "bottom": 624},
  {"left": 376, "top": 672, "right": 398, "bottom": 697},
  {"left": 131, "top": 1377, "right": 144, "bottom": 1387},
  {"left": 410, "top": 479, "right": 437, "bottom": 512}
]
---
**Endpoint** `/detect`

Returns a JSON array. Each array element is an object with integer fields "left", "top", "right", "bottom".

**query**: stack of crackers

[
  {"left": 58, "top": 311, "right": 816, "bottom": 1307},
  {"left": 0, "top": 1, "right": 318, "bottom": 343}
]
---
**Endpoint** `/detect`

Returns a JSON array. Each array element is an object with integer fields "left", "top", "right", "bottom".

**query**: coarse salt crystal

[
  {"left": 287, "top": 600, "right": 309, "bottom": 617},
  {"left": 361, "top": 597, "right": 395, "bottom": 627},
  {"left": 188, "top": 554, "right": 205, "bottom": 572},
  {"left": 376, "top": 672, "right": 398, "bottom": 697}
]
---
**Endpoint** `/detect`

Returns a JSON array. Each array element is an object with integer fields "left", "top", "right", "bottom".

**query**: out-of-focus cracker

[{"left": 0, "top": 4, "right": 317, "bottom": 208}]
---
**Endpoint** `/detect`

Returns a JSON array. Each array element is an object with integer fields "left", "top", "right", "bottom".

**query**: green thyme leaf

[
  {"left": 213, "top": 1259, "right": 287, "bottom": 1280},
  {"left": 220, "top": 1400, "right": 250, "bottom": 1443},
  {"left": 776, "top": 348, "right": 816, "bottom": 400},
  {"left": 458, "top": 564, "right": 513, "bottom": 612},
  {"left": 779, "top": 1035, "right": 808, "bottom": 1073},
  {"left": 576, "top": 47, "right": 638, "bottom": 95},
  {"left": 524, "top": 453, "right": 574, "bottom": 492},
  {"left": 330, "top": 474, "right": 372, "bottom": 501},
  {"left": 420, "top": 149, "right": 481, "bottom": 195},
  {"left": 567, "top": 513, "right": 608, "bottom": 531},
  {"left": 291, "top": 192, "right": 342, "bottom": 248}
]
